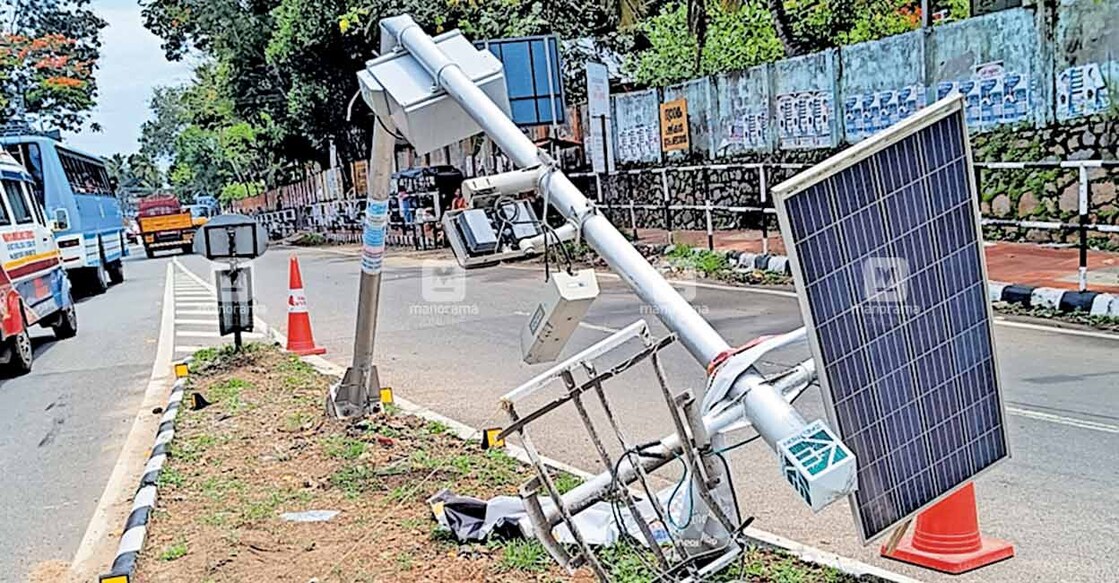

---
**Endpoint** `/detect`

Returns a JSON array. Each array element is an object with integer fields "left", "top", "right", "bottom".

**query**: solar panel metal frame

[{"left": 771, "top": 95, "right": 1011, "bottom": 543}]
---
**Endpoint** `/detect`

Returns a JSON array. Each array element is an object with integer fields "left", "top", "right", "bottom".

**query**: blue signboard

[{"left": 477, "top": 35, "right": 566, "bottom": 127}]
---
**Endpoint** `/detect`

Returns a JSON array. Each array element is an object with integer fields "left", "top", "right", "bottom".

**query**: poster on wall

[
  {"left": 1001, "top": 72, "right": 1029, "bottom": 124},
  {"left": 659, "top": 98, "right": 690, "bottom": 152},
  {"left": 778, "top": 91, "right": 832, "bottom": 149},
  {"left": 937, "top": 62, "right": 1030, "bottom": 129},
  {"left": 614, "top": 91, "right": 662, "bottom": 163},
  {"left": 1057, "top": 63, "right": 1111, "bottom": 120},
  {"left": 585, "top": 62, "right": 614, "bottom": 173},
  {"left": 844, "top": 95, "right": 864, "bottom": 141}
]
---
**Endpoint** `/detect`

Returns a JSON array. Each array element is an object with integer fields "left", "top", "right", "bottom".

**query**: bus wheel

[
  {"left": 5, "top": 322, "right": 33, "bottom": 376},
  {"left": 53, "top": 297, "right": 78, "bottom": 339},
  {"left": 144, "top": 245, "right": 155, "bottom": 259},
  {"left": 181, "top": 243, "right": 194, "bottom": 255},
  {"left": 108, "top": 260, "right": 125, "bottom": 285}
]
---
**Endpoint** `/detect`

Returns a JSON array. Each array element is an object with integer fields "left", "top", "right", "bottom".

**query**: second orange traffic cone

[
  {"left": 286, "top": 255, "right": 326, "bottom": 356},
  {"left": 881, "top": 482, "right": 1013, "bottom": 574}
]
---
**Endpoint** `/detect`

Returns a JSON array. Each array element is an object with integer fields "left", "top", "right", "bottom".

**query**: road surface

[
  {"left": 0, "top": 254, "right": 166, "bottom": 580},
  {"left": 180, "top": 245, "right": 1119, "bottom": 583}
]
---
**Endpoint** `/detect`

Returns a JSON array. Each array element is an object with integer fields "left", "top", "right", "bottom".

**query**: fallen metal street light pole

[
  {"left": 376, "top": 13, "right": 808, "bottom": 444},
  {"left": 329, "top": 121, "right": 397, "bottom": 418},
  {"left": 357, "top": 15, "right": 856, "bottom": 556}
]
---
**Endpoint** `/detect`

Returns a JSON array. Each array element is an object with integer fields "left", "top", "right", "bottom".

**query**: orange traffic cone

[
  {"left": 286, "top": 255, "right": 326, "bottom": 356},
  {"left": 882, "top": 482, "right": 1013, "bottom": 574}
]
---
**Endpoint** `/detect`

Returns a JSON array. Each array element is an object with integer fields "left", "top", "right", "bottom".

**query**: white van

[{"left": 0, "top": 151, "right": 78, "bottom": 374}]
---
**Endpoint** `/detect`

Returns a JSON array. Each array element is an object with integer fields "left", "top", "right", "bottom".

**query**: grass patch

[
  {"left": 210, "top": 377, "right": 253, "bottom": 413},
  {"left": 159, "top": 539, "right": 188, "bottom": 561},
  {"left": 170, "top": 433, "right": 217, "bottom": 463},
  {"left": 496, "top": 539, "right": 549, "bottom": 573},
  {"left": 329, "top": 464, "right": 381, "bottom": 498},
  {"left": 283, "top": 410, "right": 314, "bottom": 431},
  {"left": 666, "top": 243, "right": 732, "bottom": 276},
  {"left": 157, "top": 466, "right": 185, "bottom": 488},
  {"left": 424, "top": 419, "right": 451, "bottom": 435},
  {"left": 190, "top": 342, "right": 267, "bottom": 374},
  {"left": 322, "top": 434, "right": 366, "bottom": 460},
  {"left": 994, "top": 301, "right": 1119, "bottom": 332},
  {"left": 552, "top": 472, "right": 583, "bottom": 495}
]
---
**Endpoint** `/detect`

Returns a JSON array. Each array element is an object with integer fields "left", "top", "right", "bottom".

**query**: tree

[
  {"left": 0, "top": 0, "right": 105, "bottom": 131},
  {"left": 632, "top": 1, "right": 782, "bottom": 86}
]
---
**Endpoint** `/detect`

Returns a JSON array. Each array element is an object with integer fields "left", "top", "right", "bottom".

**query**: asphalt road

[
  {"left": 179, "top": 246, "right": 1119, "bottom": 583},
  {"left": 0, "top": 254, "right": 167, "bottom": 580}
]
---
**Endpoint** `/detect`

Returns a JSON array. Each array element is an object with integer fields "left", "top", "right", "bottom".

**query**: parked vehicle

[
  {"left": 0, "top": 151, "right": 78, "bottom": 374},
  {"left": 137, "top": 194, "right": 195, "bottom": 257},
  {"left": 1, "top": 131, "right": 126, "bottom": 294}
]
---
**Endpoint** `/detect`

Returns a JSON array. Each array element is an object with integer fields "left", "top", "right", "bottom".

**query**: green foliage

[
  {"left": 0, "top": 0, "right": 106, "bottom": 131},
  {"left": 329, "top": 464, "right": 381, "bottom": 497},
  {"left": 157, "top": 466, "right": 186, "bottom": 488},
  {"left": 159, "top": 539, "right": 189, "bottom": 561},
  {"left": 210, "top": 377, "right": 253, "bottom": 413},
  {"left": 632, "top": 1, "right": 782, "bottom": 87},
  {"left": 551, "top": 472, "right": 583, "bottom": 495},
  {"left": 322, "top": 434, "right": 367, "bottom": 460},
  {"left": 496, "top": 539, "right": 549, "bottom": 572},
  {"left": 666, "top": 243, "right": 731, "bottom": 276}
]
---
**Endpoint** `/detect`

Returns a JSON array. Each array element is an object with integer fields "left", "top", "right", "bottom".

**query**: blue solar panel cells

[{"left": 782, "top": 112, "right": 1008, "bottom": 540}]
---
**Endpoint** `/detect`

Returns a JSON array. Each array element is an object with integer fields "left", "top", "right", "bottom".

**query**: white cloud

[{"left": 65, "top": 0, "right": 197, "bottom": 155}]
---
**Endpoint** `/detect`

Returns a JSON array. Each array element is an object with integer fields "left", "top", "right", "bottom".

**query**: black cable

[
  {"left": 707, "top": 381, "right": 813, "bottom": 455},
  {"left": 374, "top": 114, "right": 406, "bottom": 141}
]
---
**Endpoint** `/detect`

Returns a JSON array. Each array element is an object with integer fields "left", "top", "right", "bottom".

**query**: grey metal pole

[
  {"left": 379, "top": 13, "right": 808, "bottom": 447},
  {"left": 1078, "top": 165, "right": 1089, "bottom": 292},
  {"left": 330, "top": 124, "right": 396, "bottom": 418}
]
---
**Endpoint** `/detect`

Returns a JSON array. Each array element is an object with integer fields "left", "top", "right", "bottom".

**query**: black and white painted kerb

[
  {"left": 665, "top": 247, "right": 1119, "bottom": 318},
  {"left": 100, "top": 372, "right": 187, "bottom": 582}
]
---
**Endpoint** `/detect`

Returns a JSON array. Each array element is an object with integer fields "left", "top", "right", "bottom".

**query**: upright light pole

[{"left": 328, "top": 122, "right": 396, "bottom": 418}]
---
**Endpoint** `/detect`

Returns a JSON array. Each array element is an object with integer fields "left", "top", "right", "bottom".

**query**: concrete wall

[
  {"left": 1053, "top": 0, "right": 1117, "bottom": 121},
  {"left": 604, "top": 0, "right": 1113, "bottom": 161},
  {"left": 714, "top": 65, "right": 772, "bottom": 155},
  {"left": 664, "top": 77, "right": 718, "bottom": 158},
  {"left": 612, "top": 89, "right": 662, "bottom": 163},
  {"left": 927, "top": 8, "right": 1044, "bottom": 129},
  {"left": 840, "top": 31, "right": 926, "bottom": 142},
  {"left": 772, "top": 50, "right": 838, "bottom": 150}
]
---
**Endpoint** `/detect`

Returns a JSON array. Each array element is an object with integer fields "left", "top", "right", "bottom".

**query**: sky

[{"left": 65, "top": 0, "right": 196, "bottom": 156}]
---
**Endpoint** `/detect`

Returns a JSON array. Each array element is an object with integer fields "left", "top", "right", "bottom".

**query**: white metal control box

[{"left": 521, "top": 269, "right": 599, "bottom": 364}]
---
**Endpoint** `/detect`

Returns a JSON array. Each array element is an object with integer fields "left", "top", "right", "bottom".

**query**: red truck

[{"left": 138, "top": 195, "right": 196, "bottom": 258}]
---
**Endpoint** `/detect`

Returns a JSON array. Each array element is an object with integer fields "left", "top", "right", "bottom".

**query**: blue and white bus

[{"left": 1, "top": 133, "right": 126, "bottom": 294}]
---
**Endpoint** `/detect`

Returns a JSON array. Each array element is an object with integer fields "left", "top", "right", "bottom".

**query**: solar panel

[{"left": 772, "top": 96, "right": 1010, "bottom": 543}]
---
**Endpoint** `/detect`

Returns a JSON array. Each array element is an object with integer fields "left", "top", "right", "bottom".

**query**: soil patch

[{"left": 136, "top": 344, "right": 859, "bottom": 582}]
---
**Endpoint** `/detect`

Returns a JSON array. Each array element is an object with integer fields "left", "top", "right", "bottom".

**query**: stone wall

[{"left": 975, "top": 115, "right": 1118, "bottom": 247}]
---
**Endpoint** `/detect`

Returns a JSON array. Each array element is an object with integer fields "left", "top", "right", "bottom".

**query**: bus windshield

[{"left": 1, "top": 142, "right": 45, "bottom": 205}]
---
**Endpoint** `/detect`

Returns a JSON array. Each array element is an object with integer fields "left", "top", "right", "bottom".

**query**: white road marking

[
  {"left": 174, "top": 345, "right": 207, "bottom": 353},
  {"left": 992, "top": 318, "right": 1119, "bottom": 341},
  {"left": 176, "top": 330, "right": 263, "bottom": 339},
  {"left": 1007, "top": 407, "right": 1119, "bottom": 434},
  {"left": 174, "top": 319, "right": 217, "bottom": 326},
  {"left": 532, "top": 265, "right": 1119, "bottom": 340}
]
